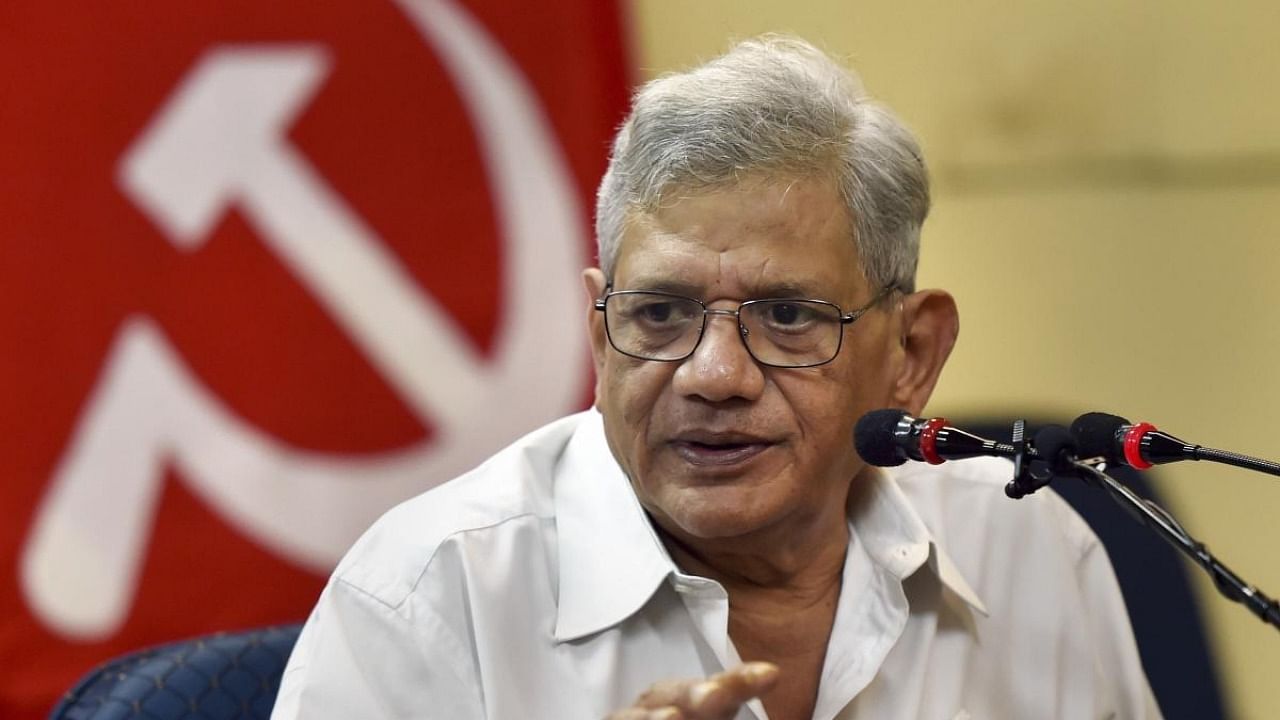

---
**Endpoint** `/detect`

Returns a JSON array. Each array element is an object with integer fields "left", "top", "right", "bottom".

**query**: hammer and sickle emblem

[{"left": 22, "top": 0, "right": 587, "bottom": 640}]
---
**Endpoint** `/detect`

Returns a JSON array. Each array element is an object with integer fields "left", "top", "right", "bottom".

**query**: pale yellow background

[{"left": 629, "top": 2, "right": 1280, "bottom": 717}]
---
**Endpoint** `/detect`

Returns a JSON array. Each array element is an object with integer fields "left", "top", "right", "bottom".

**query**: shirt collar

[
  {"left": 552, "top": 412, "right": 987, "bottom": 643},
  {"left": 553, "top": 411, "right": 675, "bottom": 642}
]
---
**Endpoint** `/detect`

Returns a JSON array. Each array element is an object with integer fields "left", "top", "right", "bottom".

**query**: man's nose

[{"left": 671, "top": 312, "right": 765, "bottom": 402}]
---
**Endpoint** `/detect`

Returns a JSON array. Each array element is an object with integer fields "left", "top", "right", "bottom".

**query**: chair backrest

[{"left": 49, "top": 624, "right": 303, "bottom": 720}]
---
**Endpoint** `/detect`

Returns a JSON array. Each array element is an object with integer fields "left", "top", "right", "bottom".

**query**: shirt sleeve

[{"left": 271, "top": 576, "right": 485, "bottom": 720}]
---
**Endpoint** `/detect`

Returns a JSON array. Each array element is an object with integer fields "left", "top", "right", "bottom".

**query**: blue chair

[{"left": 49, "top": 624, "right": 302, "bottom": 720}]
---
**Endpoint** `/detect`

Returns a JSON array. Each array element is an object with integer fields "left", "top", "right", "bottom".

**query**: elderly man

[{"left": 272, "top": 36, "right": 1159, "bottom": 719}]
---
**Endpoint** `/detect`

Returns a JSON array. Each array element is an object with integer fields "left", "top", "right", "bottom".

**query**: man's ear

[
  {"left": 582, "top": 268, "right": 609, "bottom": 396},
  {"left": 890, "top": 289, "right": 959, "bottom": 415}
]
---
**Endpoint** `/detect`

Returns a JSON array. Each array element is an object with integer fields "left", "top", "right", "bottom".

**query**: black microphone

[
  {"left": 1071, "top": 412, "right": 1197, "bottom": 469},
  {"left": 854, "top": 409, "right": 1021, "bottom": 467},
  {"left": 1071, "top": 411, "right": 1280, "bottom": 478}
]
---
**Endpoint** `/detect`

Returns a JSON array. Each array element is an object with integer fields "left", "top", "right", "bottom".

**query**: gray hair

[{"left": 595, "top": 35, "right": 929, "bottom": 293}]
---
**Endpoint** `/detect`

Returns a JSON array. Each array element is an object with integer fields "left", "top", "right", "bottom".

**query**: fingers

[
  {"left": 692, "top": 663, "right": 780, "bottom": 717},
  {"left": 608, "top": 662, "right": 780, "bottom": 720}
]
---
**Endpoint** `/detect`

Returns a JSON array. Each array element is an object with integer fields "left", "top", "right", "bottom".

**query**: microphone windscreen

[
  {"left": 855, "top": 408, "right": 910, "bottom": 467},
  {"left": 1033, "top": 424, "right": 1076, "bottom": 462},
  {"left": 1070, "top": 412, "right": 1129, "bottom": 460}
]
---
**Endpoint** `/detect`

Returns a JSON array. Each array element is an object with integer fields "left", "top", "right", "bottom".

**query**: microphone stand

[
  {"left": 1065, "top": 457, "right": 1280, "bottom": 631},
  {"left": 902, "top": 415, "right": 1280, "bottom": 629}
]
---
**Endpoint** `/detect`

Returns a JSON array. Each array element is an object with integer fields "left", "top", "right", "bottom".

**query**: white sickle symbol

[{"left": 21, "top": 0, "right": 587, "bottom": 640}]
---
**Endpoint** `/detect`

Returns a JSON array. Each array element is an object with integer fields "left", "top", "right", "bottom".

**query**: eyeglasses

[{"left": 594, "top": 285, "right": 896, "bottom": 368}]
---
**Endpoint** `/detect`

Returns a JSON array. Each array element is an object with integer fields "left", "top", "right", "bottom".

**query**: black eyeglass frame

[{"left": 593, "top": 284, "right": 899, "bottom": 369}]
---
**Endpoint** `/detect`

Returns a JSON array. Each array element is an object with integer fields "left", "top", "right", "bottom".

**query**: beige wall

[{"left": 629, "top": 2, "right": 1280, "bottom": 717}]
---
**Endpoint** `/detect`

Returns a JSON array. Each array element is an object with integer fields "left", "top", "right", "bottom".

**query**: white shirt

[{"left": 272, "top": 411, "right": 1160, "bottom": 719}]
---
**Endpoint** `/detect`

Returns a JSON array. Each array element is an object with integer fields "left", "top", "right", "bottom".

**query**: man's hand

[{"left": 605, "top": 662, "right": 780, "bottom": 719}]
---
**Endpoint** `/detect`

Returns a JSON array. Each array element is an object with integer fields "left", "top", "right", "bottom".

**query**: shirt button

[{"left": 897, "top": 544, "right": 927, "bottom": 567}]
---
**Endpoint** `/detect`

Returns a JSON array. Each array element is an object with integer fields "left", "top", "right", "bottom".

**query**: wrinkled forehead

[{"left": 611, "top": 178, "right": 868, "bottom": 302}]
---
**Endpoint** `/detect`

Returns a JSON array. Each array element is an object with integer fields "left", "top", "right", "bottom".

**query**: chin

[{"left": 650, "top": 485, "right": 786, "bottom": 541}]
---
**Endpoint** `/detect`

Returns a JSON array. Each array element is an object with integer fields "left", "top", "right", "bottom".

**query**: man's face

[{"left": 586, "top": 176, "right": 905, "bottom": 542}]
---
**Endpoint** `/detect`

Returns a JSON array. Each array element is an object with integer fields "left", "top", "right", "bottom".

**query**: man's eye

[
  {"left": 768, "top": 301, "right": 798, "bottom": 324},
  {"left": 637, "top": 302, "right": 676, "bottom": 323},
  {"left": 767, "top": 303, "right": 810, "bottom": 326},
  {"left": 754, "top": 301, "right": 834, "bottom": 335}
]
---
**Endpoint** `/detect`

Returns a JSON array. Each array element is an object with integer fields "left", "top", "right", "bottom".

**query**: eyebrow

[
  {"left": 752, "top": 282, "right": 818, "bottom": 298},
  {"left": 614, "top": 277, "right": 827, "bottom": 300},
  {"left": 613, "top": 277, "right": 704, "bottom": 296}
]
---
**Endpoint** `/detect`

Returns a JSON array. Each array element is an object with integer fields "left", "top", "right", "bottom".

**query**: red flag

[{"left": 0, "top": 1, "right": 630, "bottom": 716}]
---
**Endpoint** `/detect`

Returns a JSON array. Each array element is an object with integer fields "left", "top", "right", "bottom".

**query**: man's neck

[
  {"left": 655, "top": 499, "right": 851, "bottom": 720},
  {"left": 655, "top": 501, "right": 849, "bottom": 599}
]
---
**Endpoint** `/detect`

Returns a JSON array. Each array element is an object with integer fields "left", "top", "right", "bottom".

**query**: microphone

[
  {"left": 854, "top": 409, "right": 1022, "bottom": 467},
  {"left": 1071, "top": 411, "right": 1280, "bottom": 478},
  {"left": 1048, "top": 417, "right": 1280, "bottom": 631},
  {"left": 1071, "top": 412, "right": 1199, "bottom": 469}
]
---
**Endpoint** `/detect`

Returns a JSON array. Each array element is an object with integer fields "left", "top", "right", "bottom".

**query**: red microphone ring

[
  {"left": 920, "top": 417, "right": 948, "bottom": 465},
  {"left": 1123, "top": 422, "right": 1157, "bottom": 470}
]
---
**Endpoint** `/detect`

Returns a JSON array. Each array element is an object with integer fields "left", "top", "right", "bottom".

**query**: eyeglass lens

[{"left": 603, "top": 293, "right": 844, "bottom": 368}]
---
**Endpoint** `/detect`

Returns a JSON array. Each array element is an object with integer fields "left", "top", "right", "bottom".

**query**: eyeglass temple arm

[
  {"left": 840, "top": 285, "right": 902, "bottom": 324},
  {"left": 592, "top": 283, "right": 614, "bottom": 311}
]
